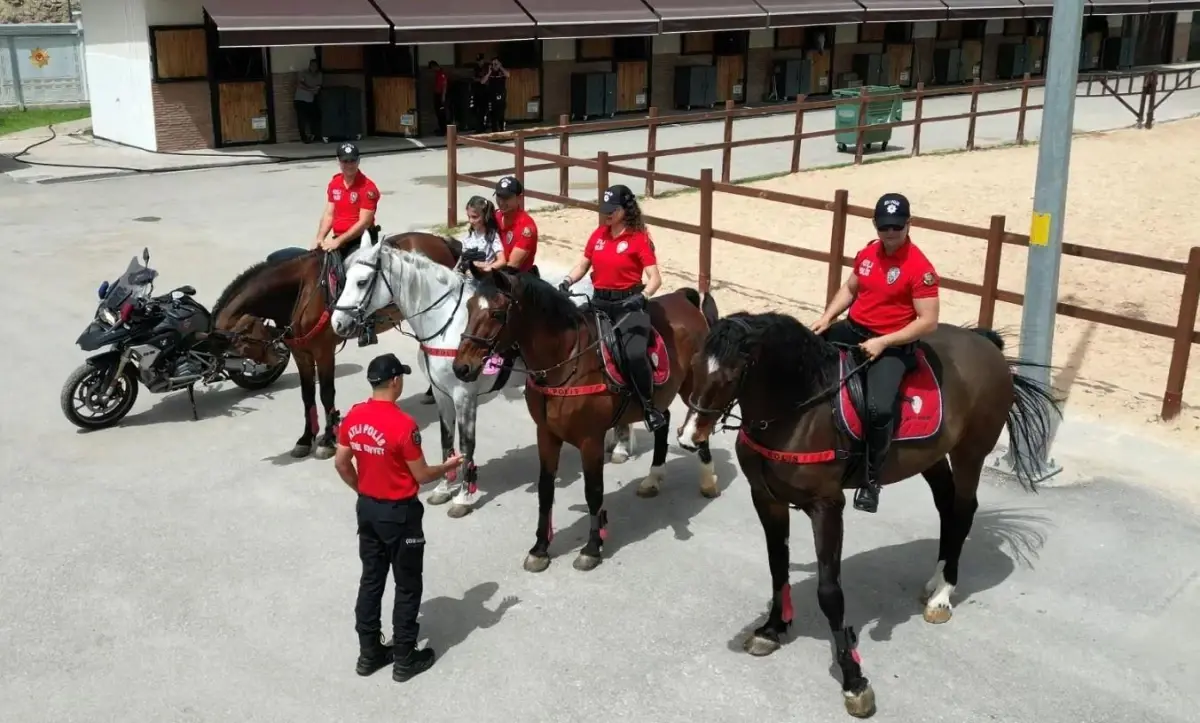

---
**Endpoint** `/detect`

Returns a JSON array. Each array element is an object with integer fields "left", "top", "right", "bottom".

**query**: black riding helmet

[{"left": 336, "top": 142, "right": 361, "bottom": 163}]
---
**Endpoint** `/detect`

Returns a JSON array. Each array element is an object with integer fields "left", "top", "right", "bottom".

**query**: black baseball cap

[
  {"left": 495, "top": 175, "right": 523, "bottom": 199},
  {"left": 599, "top": 184, "right": 635, "bottom": 214},
  {"left": 366, "top": 353, "right": 411, "bottom": 386},
  {"left": 336, "top": 142, "right": 361, "bottom": 162},
  {"left": 873, "top": 193, "right": 911, "bottom": 228}
]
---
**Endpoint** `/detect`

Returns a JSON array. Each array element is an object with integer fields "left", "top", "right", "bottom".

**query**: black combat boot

[
  {"left": 356, "top": 633, "right": 394, "bottom": 676},
  {"left": 854, "top": 422, "right": 892, "bottom": 514},
  {"left": 392, "top": 645, "right": 437, "bottom": 682}
]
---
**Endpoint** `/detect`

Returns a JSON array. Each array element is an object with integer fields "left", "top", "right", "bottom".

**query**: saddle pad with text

[
  {"left": 835, "top": 348, "right": 943, "bottom": 442},
  {"left": 601, "top": 330, "right": 671, "bottom": 388}
]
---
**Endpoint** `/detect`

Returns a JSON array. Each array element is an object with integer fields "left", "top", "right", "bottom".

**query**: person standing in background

[
  {"left": 294, "top": 59, "right": 323, "bottom": 143},
  {"left": 429, "top": 60, "right": 448, "bottom": 136},
  {"left": 483, "top": 57, "right": 510, "bottom": 133},
  {"left": 471, "top": 54, "right": 489, "bottom": 132}
]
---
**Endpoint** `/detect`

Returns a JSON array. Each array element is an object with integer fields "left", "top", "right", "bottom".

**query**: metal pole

[
  {"left": 7, "top": 37, "right": 26, "bottom": 110},
  {"left": 994, "top": 0, "right": 1086, "bottom": 484}
]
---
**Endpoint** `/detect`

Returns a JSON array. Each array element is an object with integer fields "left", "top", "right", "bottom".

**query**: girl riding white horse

[{"left": 330, "top": 237, "right": 636, "bottom": 518}]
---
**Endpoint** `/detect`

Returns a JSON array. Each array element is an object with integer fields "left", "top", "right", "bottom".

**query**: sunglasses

[{"left": 876, "top": 224, "right": 905, "bottom": 232}]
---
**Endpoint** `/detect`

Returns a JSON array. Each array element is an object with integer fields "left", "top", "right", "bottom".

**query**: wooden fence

[{"left": 444, "top": 80, "right": 1200, "bottom": 422}]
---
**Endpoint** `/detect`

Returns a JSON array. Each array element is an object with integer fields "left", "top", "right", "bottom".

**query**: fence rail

[{"left": 445, "top": 71, "right": 1200, "bottom": 421}]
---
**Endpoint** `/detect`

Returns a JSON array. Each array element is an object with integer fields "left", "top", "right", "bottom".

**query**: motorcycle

[{"left": 60, "top": 247, "right": 292, "bottom": 430}]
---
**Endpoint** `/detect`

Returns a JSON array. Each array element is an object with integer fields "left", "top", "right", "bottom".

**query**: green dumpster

[{"left": 833, "top": 85, "right": 903, "bottom": 153}]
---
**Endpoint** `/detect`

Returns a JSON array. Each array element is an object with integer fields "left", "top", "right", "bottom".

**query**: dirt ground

[{"left": 530, "top": 117, "right": 1200, "bottom": 449}]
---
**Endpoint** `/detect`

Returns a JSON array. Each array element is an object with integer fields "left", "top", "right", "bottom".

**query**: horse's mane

[
  {"left": 389, "top": 246, "right": 464, "bottom": 289},
  {"left": 478, "top": 271, "right": 583, "bottom": 332},
  {"left": 704, "top": 311, "right": 840, "bottom": 394},
  {"left": 212, "top": 252, "right": 313, "bottom": 321}
]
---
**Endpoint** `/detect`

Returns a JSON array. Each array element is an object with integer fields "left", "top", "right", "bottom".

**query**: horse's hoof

[
  {"left": 572, "top": 553, "right": 602, "bottom": 572},
  {"left": 699, "top": 481, "right": 721, "bottom": 498},
  {"left": 447, "top": 504, "right": 473, "bottom": 519},
  {"left": 743, "top": 635, "right": 781, "bottom": 657},
  {"left": 922, "top": 604, "right": 953, "bottom": 625},
  {"left": 290, "top": 445, "right": 312, "bottom": 458},
  {"left": 426, "top": 490, "right": 453, "bottom": 506},
  {"left": 312, "top": 446, "right": 335, "bottom": 460},
  {"left": 636, "top": 480, "right": 660, "bottom": 498},
  {"left": 843, "top": 685, "right": 877, "bottom": 718},
  {"left": 523, "top": 554, "right": 551, "bottom": 573},
  {"left": 610, "top": 450, "right": 629, "bottom": 465}
]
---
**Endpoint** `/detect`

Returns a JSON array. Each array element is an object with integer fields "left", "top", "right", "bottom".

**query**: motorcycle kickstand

[{"left": 188, "top": 383, "right": 199, "bottom": 421}]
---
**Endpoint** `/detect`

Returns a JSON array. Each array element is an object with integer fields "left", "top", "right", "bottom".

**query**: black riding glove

[
  {"left": 558, "top": 278, "right": 573, "bottom": 293},
  {"left": 623, "top": 292, "right": 647, "bottom": 310}
]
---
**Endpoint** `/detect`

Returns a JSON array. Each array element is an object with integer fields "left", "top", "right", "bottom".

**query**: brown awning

[
  {"left": 858, "top": 0, "right": 949, "bottom": 21},
  {"left": 520, "top": 0, "right": 660, "bottom": 38},
  {"left": 203, "top": 0, "right": 391, "bottom": 48},
  {"left": 944, "top": 0, "right": 1023, "bottom": 18},
  {"left": 758, "top": 0, "right": 866, "bottom": 26},
  {"left": 647, "top": 0, "right": 770, "bottom": 33},
  {"left": 1145, "top": 0, "right": 1200, "bottom": 10},
  {"left": 1018, "top": 0, "right": 1057, "bottom": 17},
  {"left": 1086, "top": 0, "right": 1150, "bottom": 13},
  {"left": 373, "top": 0, "right": 536, "bottom": 44}
]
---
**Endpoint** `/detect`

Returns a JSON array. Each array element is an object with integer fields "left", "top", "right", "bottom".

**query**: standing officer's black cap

[
  {"left": 873, "top": 193, "right": 911, "bottom": 228},
  {"left": 366, "top": 353, "right": 411, "bottom": 386},
  {"left": 495, "top": 175, "right": 523, "bottom": 199},
  {"left": 336, "top": 142, "right": 361, "bottom": 162}
]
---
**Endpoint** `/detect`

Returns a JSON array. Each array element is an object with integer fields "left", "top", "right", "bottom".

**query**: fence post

[
  {"left": 514, "top": 131, "right": 526, "bottom": 188},
  {"left": 978, "top": 215, "right": 1006, "bottom": 328},
  {"left": 597, "top": 151, "right": 610, "bottom": 225},
  {"left": 1161, "top": 246, "right": 1200, "bottom": 420},
  {"left": 699, "top": 168, "right": 714, "bottom": 294},
  {"left": 826, "top": 189, "right": 849, "bottom": 305},
  {"left": 446, "top": 124, "right": 458, "bottom": 229},
  {"left": 646, "top": 107, "right": 659, "bottom": 197},
  {"left": 1145, "top": 72, "right": 1158, "bottom": 130},
  {"left": 790, "top": 94, "right": 807, "bottom": 173},
  {"left": 721, "top": 99, "right": 735, "bottom": 183},
  {"left": 1017, "top": 73, "right": 1030, "bottom": 145},
  {"left": 558, "top": 114, "right": 570, "bottom": 197},
  {"left": 966, "top": 77, "right": 980, "bottom": 151},
  {"left": 911, "top": 82, "right": 924, "bottom": 157},
  {"left": 6, "top": 37, "right": 25, "bottom": 110},
  {"left": 854, "top": 87, "right": 869, "bottom": 165}
]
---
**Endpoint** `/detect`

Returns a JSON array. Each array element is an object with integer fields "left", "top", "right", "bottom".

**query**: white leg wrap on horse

[{"left": 925, "top": 560, "right": 954, "bottom": 612}]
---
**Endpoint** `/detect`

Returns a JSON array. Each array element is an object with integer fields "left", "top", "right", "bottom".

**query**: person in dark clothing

[
  {"left": 429, "top": 60, "right": 448, "bottom": 136},
  {"left": 334, "top": 354, "right": 464, "bottom": 681},
  {"left": 811, "top": 193, "right": 941, "bottom": 514},
  {"left": 471, "top": 54, "right": 489, "bottom": 132},
  {"left": 484, "top": 57, "right": 510, "bottom": 133},
  {"left": 557, "top": 184, "right": 666, "bottom": 431}
]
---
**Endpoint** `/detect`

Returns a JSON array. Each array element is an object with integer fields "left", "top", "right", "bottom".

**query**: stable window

[
  {"left": 682, "top": 32, "right": 714, "bottom": 54},
  {"left": 365, "top": 45, "right": 415, "bottom": 76},
  {"left": 211, "top": 46, "right": 265, "bottom": 81},
  {"left": 150, "top": 26, "right": 208, "bottom": 81},
  {"left": 713, "top": 30, "right": 748, "bottom": 55},
  {"left": 962, "top": 20, "right": 986, "bottom": 40},
  {"left": 577, "top": 37, "right": 614, "bottom": 61},
  {"left": 613, "top": 36, "right": 650, "bottom": 60},
  {"left": 884, "top": 22, "right": 912, "bottom": 44}
]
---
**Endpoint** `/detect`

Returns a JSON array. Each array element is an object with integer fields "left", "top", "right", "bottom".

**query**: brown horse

[
  {"left": 212, "top": 232, "right": 460, "bottom": 459},
  {"left": 676, "top": 310, "right": 1060, "bottom": 718},
  {"left": 452, "top": 267, "right": 721, "bottom": 572}
]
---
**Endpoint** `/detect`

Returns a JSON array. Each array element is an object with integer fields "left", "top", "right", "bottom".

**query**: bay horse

[
  {"left": 211, "top": 232, "right": 460, "bottom": 460},
  {"left": 452, "top": 267, "right": 721, "bottom": 573},
  {"left": 676, "top": 311, "right": 1061, "bottom": 718}
]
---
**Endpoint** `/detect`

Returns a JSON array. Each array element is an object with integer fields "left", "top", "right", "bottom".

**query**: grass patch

[{"left": 0, "top": 105, "right": 91, "bottom": 137}]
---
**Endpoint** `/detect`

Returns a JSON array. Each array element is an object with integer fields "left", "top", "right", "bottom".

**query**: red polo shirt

[
  {"left": 327, "top": 172, "right": 380, "bottom": 236},
  {"left": 337, "top": 399, "right": 423, "bottom": 500},
  {"left": 848, "top": 238, "right": 939, "bottom": 335},
  {"left": 584, "top": 225, "right": 658, "bottom": 291},
  {"left": 434, "top": 69, "right": 448, "bottom": 96},
  {"left": 496, "top": 208, "right": 538, "bottom": 273}
]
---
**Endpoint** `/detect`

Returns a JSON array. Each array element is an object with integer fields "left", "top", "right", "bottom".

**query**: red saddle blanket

[
  {"left": 601, "top": 330, "right": 671, "bottom": 388},
  {"left": 836, "top": 348, "right": 943, "bottom": 442}
]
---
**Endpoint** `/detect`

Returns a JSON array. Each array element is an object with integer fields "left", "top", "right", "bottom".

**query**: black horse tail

[{"left": 679, "top": 287, "right": 720, "bottom": 327}]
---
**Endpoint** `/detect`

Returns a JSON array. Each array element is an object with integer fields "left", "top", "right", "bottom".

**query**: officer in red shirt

[
  {"left": 313, "top": 142, "right": 384, "bottom": 345},
  {"left": 487, "top": 176, "right": 539, "bottom": 277},
  {"left": 334, "top": 353, "right": 463, "bottom": 682},
  {"left": 812, "top": 193, "right": 940, "bottom": 514},
  {"left": 429, "top": 60, "right": 448, "bottom": 135},
  {"left": 558, "top": 184, "right": 665, "bottom": 431}
]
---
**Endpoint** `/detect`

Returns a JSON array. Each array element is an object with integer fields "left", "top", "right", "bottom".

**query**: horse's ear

[
  {"left": 492, "top": 268, "right": 515, "bottom": 293},
  {"left": 466, "top": 262, "right": 489, "bottom": 282}
]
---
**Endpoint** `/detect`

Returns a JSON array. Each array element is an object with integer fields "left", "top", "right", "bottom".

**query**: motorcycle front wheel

[
  {"left": 228, "top": 348, "right": 291, "bottom": 391},
  {"left": 60, "top": 361, "right": 140, "bottom": 430}
]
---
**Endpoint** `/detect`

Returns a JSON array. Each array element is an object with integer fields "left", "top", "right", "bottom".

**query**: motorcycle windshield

[{"left": 102, "top": 256, "right": 157, "bottom": 310}]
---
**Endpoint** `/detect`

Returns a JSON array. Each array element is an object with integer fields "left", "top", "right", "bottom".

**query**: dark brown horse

[
  {"left": 451, "top": 267, "right": 721, "bottom": 572},
  {"left": 212, "top": 232, "right": 460, "bottom": 459},
  {"left": 676, "top": 311, "right": 1060, "bottom": 718}
]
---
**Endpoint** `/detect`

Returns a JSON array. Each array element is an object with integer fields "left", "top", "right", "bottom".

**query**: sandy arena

[{"left": 530, "top": 116, "right": 1200, "bottom": 448}]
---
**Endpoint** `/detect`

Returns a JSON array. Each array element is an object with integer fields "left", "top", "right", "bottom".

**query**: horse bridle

[{"left": 334, "top": 248, "right": 464, "bottom": 343}]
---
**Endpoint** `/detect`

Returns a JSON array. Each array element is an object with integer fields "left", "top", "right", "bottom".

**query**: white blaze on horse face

[
  {"left": 707, "top": 356, "right": 721, "bottom": 375},
  {"left": 477, "top": 297, "right": 489, "bottom": 312}
]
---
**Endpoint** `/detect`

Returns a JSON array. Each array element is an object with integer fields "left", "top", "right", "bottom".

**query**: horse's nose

[{"left": 453, "top": 363, "right": 472, "bottom": 381}]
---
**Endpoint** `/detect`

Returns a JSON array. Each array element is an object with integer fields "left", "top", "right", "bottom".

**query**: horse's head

[
  {"left": 227, "top": 314, "right": 288, "bottom": 367},
  {"left": 454, "top": 265, "right": 521, "bottom": 382},
  {"left": 678, "top": 316, "right": 762, "bottom": 450},
  {"left": 331, "top": 236, "right": 394, "bottom": 337}
]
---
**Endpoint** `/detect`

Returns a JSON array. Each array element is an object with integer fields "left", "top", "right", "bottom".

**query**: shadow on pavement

[
  {"left": 417, "top": 581, "right": 520, "bottom": 661},
  {"left": 724, "top": 506, "right": 1052, "bottom": 665}
]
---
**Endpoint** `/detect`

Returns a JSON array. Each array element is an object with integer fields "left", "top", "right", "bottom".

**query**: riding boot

[
  {"left": 854, "top": 420, "right": 892, "bottom": 514},
  {"left": 392, "top": 644, "right": 437, "bottom": 682},
  {"left": 630, "top": 363, "right": 665, "bottom": 432},
  {"left": 356, "top": 632, "right": 394, "bottom": 676}
]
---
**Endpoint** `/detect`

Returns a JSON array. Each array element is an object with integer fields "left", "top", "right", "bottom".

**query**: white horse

[{"left": 330, "top": 237, "right": 636, "bottom": 517}]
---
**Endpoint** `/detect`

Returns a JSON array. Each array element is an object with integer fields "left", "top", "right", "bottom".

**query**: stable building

[{"left": 79, "top": 0, "right": 1200, "bottom": 153}]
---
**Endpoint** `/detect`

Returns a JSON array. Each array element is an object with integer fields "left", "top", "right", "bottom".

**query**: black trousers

[
  {"left": 824, "top": 319, "right": 916, "bottom": 431},
  {"left": 294, "top": 99, "right": 319, "bottom": 141},
  {"left": 354, "top": 495, "right": 425, "bottom": 649},
  {"left": 489, "top": 95, "right": 507, "bottom": 132},
  {"left": 594, "top": 290, "right": 652, "bottom": 399},
  {"left": 434, "top": 98, "right": 448, "bottom": 135}
]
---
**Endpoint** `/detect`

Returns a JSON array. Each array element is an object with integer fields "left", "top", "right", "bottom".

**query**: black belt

[
  {"left": 358, "top": 493, "right": 419, "bottom": 505},
  {"left": 592, "top": 285, "right": 644, "bottom": 303}
]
